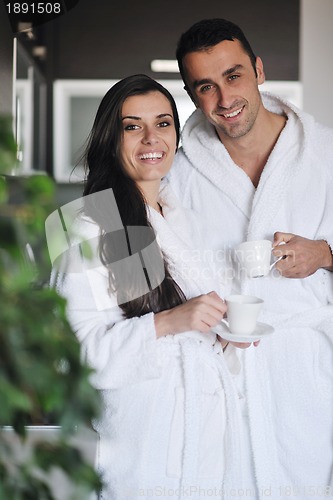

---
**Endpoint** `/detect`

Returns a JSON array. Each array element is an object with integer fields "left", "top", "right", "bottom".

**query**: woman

[{"left": 55, "top": 75, "right": 246, "bottom": 499}]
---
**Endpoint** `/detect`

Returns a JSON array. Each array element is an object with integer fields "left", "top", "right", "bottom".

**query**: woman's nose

[{"left": 142, "top": 128, "right": 159, "bottom": 145}]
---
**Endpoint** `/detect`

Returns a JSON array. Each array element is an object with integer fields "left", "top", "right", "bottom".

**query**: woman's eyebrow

[
  {"left": 122, "top": 115, "right": 141, "bottom": 121},
  {"left": 122, "top": 113, "right": 173, "bottom": 120}
]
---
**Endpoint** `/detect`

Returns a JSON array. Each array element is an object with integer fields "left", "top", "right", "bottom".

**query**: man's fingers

[
  {"left": 272, "top": 246, "right": 295, "bottom": 259},
  {"left": 273, "top": 231, "right": 295, "bottom": 247}
]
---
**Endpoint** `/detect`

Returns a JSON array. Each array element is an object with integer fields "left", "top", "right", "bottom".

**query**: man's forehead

[{"left": 183, "top": 41, "right": 251, "bottom": 78}]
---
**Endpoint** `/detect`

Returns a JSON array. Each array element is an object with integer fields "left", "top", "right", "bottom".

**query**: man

[{"left": 168, "top": 18, "right": 333, "bottom": 499}]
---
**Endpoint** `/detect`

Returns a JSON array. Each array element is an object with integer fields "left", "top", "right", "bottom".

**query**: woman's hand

[
  {"left": 154, "top": 291, "right": 226, "bottom": 338},
  {"left": 227, "top": 339, "right": 260, "bottom": 349},
  {"left": 216, "top": 334, "right": 261, "bottom": 351}
]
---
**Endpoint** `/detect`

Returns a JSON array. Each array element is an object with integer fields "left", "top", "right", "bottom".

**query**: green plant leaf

[{"left": 0, "top": 166, "right": 102, "bottom": 497}]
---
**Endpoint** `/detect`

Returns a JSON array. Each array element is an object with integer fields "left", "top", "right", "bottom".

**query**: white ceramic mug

[
  {"left": 235, "top": 239, "right": 282, "bottom": 278},
  {"left": 223, "top": 294, "right": 263, "bottom": 335}
]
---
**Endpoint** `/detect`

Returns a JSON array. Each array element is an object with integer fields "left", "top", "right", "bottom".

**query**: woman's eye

[
  {"left": 158, "top": 121, "right": 171, "bottom": 128},
  {"left": 124, "top": 124, "right": 140, "bottom": 131}
]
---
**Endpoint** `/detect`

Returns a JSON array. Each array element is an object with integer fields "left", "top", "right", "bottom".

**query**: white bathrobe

[
  {"left": 55, "top": 184, "right": 246, "bottom": 499},
  {"left": 168, "top": 92, "right": 333, "bottom": 499}
]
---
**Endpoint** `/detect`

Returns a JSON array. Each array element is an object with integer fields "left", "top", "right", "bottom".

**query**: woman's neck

[{"left": 137, "top": 180, "right": 162, "bottom": 214}]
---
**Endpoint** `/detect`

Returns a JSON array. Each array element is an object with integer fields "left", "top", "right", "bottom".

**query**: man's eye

[
  {"left": 199, "top": 84, "right": 213, "bottom": 93},
  {"left": 228, "top": 74, "right": 239, "bottom": 81},
  {"left": 199, "top": 83, "right": 213, "bottom": 94}
]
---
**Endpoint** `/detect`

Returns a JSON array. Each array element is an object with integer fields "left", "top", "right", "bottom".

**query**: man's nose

[{"left": 216, "top": 85, "right": 235, "bottom": 109}]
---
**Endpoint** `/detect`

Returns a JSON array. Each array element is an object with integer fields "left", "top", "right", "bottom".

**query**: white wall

[{"left": 300, "top": 0, "right": 333, "bottom": 127}]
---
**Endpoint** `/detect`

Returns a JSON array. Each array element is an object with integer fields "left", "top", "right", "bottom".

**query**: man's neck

[{"left": 217, "top": 109, "right": 287, "bottom": 187}]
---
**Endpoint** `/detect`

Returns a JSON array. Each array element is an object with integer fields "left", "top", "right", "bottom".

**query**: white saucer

[{"left": 213, "top": 321, "right": 274, "bottom": 343}]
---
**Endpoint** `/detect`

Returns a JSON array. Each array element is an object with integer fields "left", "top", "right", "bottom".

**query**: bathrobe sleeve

[
  {"left": 323, "top": 164, "right": 333, "bottom": 264},
  {"left": 314, "top": 124, "right": 333, "bottom": 289},
  {"left": 52, "top": 214, "right": 162, "bottom": 391},
  {"left": 56, "top": 266, "right": 161, "bottom": 391}
]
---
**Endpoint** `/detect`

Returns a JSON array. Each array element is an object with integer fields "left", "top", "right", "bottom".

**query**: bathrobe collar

[
  {"left": 147, "top": 182, "right": 219, "bottom": 299},
  {"left": 180, "top": 92, "right": 314, "bottom": 240}
]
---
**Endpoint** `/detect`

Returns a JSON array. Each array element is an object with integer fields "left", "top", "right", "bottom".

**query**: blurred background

[
  {"left": 0, "top": 0, "right": 332, "bottom": 201},
  {"left": 0, "top": 2, "right": 331, "bottom": 494}
]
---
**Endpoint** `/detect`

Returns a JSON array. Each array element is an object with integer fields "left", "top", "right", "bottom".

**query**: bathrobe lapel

[
  {"left": 247, "top": 109, "right": 306, "bottom": 240},
  {"left": 181, "top": 109, "right": 255, "bottom": 220}
]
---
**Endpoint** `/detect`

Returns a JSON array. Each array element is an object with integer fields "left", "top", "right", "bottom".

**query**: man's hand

[{"left": 272, "top": 232, "right": 333, "bottom": 278}]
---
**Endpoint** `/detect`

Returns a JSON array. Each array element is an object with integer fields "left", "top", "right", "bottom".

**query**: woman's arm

[{"left": 57, "top": 268, "right": 161, "bottom": 390}]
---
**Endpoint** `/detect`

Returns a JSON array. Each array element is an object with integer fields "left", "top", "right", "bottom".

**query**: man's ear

[
  {"left": 255, "top": 57, "right": 265, "bottom": 85},
  {"left": 184, "top": 85, "right": 198, "bottom": 108}
]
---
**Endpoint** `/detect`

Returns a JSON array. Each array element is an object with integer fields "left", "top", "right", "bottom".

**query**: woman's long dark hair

[{"left": 82, "top": 74, "right": 186, "bottom": 318}]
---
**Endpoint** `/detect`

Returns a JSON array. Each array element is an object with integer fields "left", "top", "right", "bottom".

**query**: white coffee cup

[
  {"left": 223, "top": 294, "right": 263, "bottom": 335},
  {"left": 235, "top": 239, "right": 281, "bottom": 278}
]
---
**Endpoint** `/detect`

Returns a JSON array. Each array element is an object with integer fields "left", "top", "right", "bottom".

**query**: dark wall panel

[
  {"left": 51, "top": 0, "right": 299, "bottom": 81},
  {"left": 0, "top": 2, "right": 14, "bottom": 114}
]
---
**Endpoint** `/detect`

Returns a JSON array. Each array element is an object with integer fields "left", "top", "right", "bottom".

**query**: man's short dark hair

[{"left": 176, "top": 18, "right": 257, "bottom": 89}]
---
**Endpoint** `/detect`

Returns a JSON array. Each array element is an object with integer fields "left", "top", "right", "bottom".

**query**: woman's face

[{"left": 120, "top": 91, "right": 177, "bottom": 191}]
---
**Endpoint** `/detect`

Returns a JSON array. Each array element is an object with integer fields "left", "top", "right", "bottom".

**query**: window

[{"left": 53, "top": 79, "right": 302, "bottom": 182}]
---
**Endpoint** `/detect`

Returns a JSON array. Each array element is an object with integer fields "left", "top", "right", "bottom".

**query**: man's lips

[{"left": 218, "top": 105, "right": 245, "bottom": 119}]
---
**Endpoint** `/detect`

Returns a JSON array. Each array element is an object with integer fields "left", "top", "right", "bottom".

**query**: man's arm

[{"left": 272, "top": 232, "right": 333, "bottom": 278}]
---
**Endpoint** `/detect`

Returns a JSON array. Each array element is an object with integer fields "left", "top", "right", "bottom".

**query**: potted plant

[{"left": 0, "top": 115, "right": 102, "bottom": 499}]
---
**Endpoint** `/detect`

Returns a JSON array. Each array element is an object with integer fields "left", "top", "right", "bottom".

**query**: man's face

[{"left": 182, "top": 39, "right": 265, "bottom": 141}]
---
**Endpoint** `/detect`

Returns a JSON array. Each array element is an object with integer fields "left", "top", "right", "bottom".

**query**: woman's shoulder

[{"left": 68, "top": 213, "right": 101, "bottom": 244}]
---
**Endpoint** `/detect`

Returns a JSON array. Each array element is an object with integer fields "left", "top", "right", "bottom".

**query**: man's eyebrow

[
  {"left": 222, "top": 64, "right": 244, "bottom": 77},
  {"left": 192, "top": 78, "right": 212, "bottom": 90},
  {"left": 192, "top": 64, "right": 245, "bottom": 89}
]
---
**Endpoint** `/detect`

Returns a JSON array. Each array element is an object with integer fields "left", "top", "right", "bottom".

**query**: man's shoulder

[
  {"left": 305, "top": 120, "right": 333, "bottom": 181},
  {"left": 313, "top": 120, "right": 333, "bottom": 140},
  {"left": 169, "top": 148, "right": 194, "bottom": 181},
  {"left": 281, "top": 98, "right": 333, "bottom": 160},
  {"left": 167, "top": 147, "right": 205, "bottom": 204},
  {"left": 308, "top": 120, "right": 333, "bottom": 164}
]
